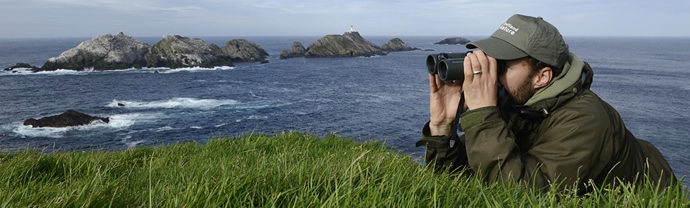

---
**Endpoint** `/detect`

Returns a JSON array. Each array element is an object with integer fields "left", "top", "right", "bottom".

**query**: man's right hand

[{"left": 428, "top": 74, "right": 465, "bottom": 136}]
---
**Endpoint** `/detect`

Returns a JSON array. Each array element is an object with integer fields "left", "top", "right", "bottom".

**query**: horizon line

[{"left": 1, "top": 34, "right": 690, "bottom": 39}]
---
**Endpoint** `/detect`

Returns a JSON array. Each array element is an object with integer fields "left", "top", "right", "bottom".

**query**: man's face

[{"left": 498, "top": 58, "right": 537, "bottom": 105}]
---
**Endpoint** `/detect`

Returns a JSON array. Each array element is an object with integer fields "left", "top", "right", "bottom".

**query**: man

[{"left": 417, "top": 14, "right": 676, "bottom": 193}]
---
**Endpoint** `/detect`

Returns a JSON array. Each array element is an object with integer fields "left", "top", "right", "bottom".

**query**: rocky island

[
  {"left": 434, "top": 37, "right": 471, "bottom": 45},
  {"left": 31, "top": 32, "right": 269, "bottom": 72},
  {"left": 381, "top": 38, "right": 418, "bottom": 52},
  {"left": 280, "top": 41, "right": 307, "bottom": 59},
  {"left": 304, "top": 31, "right": 385, "bottom": 58},
  {"left": 280, "top": 27, "right": 420, "bottom": 59},
  {"left": 144, "top": 35, "right": 233, "bottom": 68},
  {"left": 221, "top": 39, "right": 269, "bottom": 63},
  {"left": 41, "top": 32, "right": 149, "bottom": 71}
]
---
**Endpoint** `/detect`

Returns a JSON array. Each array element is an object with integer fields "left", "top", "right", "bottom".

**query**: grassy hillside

[{"left": 0, "top": 132, "right": 687, "bottom": 207}]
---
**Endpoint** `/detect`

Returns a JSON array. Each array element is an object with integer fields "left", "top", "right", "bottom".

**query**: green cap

[{"left": 467, "top": 14, "right": 569, "bottom": 69}]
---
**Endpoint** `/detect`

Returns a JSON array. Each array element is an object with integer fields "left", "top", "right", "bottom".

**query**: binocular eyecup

[{"left": 426, "top": 53, "right": 467, "bottom": 81}]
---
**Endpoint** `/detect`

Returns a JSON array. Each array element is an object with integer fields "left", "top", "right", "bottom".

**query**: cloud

[
  {"left": 1, "top": 0, "right": 688, "bottom": 38},
  {"left": 33, "top": 0, "right": 203, "bottom": 14}
]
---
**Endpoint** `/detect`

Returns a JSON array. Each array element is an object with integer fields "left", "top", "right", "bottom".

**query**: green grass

[{"left": 0, "top": 132, "right": 687, "bottom": 207}]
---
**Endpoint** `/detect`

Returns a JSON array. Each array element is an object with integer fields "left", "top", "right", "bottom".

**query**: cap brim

[{"left": 466, "top": 36, "right": 528, "bottom": 60}]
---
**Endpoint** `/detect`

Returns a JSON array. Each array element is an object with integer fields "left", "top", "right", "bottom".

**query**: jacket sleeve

[
  {"left": 460, "top": 106, "right": 606, "bottom": 191},
  {"left": 418, "top": 121, "right": 470, "bottom": 173}
]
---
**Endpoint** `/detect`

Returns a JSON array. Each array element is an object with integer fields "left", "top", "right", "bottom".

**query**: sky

[{"left": 1, "top": 0, "right": 689, "bottom": 38}]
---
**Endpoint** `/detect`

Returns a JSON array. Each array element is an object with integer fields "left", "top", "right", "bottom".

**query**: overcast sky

[{"left": 1, "top": 0, "right": 689, "bottom": 38}]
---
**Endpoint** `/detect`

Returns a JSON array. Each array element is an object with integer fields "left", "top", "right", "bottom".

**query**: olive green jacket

[{"left": 419, "top": 53, "right": 676, "bottom": 192}]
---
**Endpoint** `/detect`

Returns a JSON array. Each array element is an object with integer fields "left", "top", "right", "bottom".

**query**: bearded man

[{"left": 418, "top": 14, "right": 676, "bottom": 193}]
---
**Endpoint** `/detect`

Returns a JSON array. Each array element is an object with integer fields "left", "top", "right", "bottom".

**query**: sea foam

[
  {"left": 107, "top": 98, "right": 239, "bottom": 110},
  {"left": 0, "top": 66, "right": 234, "bottom": 76}
]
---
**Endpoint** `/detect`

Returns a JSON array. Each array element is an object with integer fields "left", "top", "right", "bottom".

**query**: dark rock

[
  {"left": 260, "top": 60, "right": 269, "bottom": 64},
  {"left": 280, "top": 41, "right": 307, "bottom": 59},
  {"left": 381, "top": 38, "right": 419, "bottom": 52},
  {"left": 219, "top": 39, "right": 269, "bottom": 63},
  {"left": 304, "top": 31, "right": 384, "bottom": 58},
  {"left": 423, "top": 49, "right": 435, "bottom": 51},
  {"left": 40, "top": 32, "right": 150, "bottom": 71},
  {"left": 434, "top": 37, "right": 471, "bottom": 45},
  {"left": 24, "top": 110, "right": 109, "bottom": 128},
  {"left": 145, "top": 35, "right": 234, "bottom": 68},
  {"left": 4, "top": 63, "right": 40, "bottom": 71}
]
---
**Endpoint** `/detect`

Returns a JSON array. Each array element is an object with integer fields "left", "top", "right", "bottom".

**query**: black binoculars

[{"left": 426, "top": 52, "right": 506, "bottom": 81}]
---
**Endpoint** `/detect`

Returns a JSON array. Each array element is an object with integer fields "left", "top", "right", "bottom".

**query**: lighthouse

[{"left": 348, "top": 25, "right": 357, "bottom": 33}]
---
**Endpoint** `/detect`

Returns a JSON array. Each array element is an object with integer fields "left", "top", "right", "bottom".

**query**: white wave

[
  {"left": 108, "top": 113, "right": 164, "bottom": 128},
  {"left": 126, "top": 140, "right": 145, "bottom": 148},
  {"left": 33, "top": 69, "right": 84, "bottom": 75},
  {"left": 107, "top": 98, "right": 239, "bottom": 110},
  {"left": 1, "top": 66, "right": 234, "bottom": 76},
  {"left": 151, "top": 66, "right": 234, "bottom": 74},
  {"left": 156, "top": 126, "right": 175, "bottom": 132},
  {"left": 247, "top": 115, "right": 268, "bottom": 120},
  {"left": 127, "top": 140, "right": 145, "bottom": 148},
  {"left": 190, "top": 126, "right": 203, "bottom": 129},
  {"left": 12, "top": 124, "right": 72, "bottom": 138},
  {"left": 214, "top": 123, "right": 227, "bottom": 128}
]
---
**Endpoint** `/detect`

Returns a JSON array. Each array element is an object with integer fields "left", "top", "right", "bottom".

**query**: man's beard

[{"left": 509, "top": 77, "right": 536, "bottom": 105}]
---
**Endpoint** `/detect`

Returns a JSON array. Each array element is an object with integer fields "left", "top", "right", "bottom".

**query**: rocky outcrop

[
  {"left": 30, "top": 33, "right": 272, "bottom": 72},
  {"left": 381, "top": 38, "right": 418, "bottom": 52},
  {"left": 4, "top": 63, "right": 40, "bottom": 71},
  {"left": 220, "top": 39, "right": 269, "bottom": 63},
  {"left": 280, "top": 41, "right": 307, "bottom": 59},
  {"left": 145, "top": 35, "right": 233, "bottom": 68},
  {"left": 24, "top": 110, "right": 109, "bottom": 128},
  {"left": 434, "top": 37, "right": 471, "bottom": 45},
  {"left": 41, "top": 32, "right": 149, "bottom": 71},
  {"left": 304, "top": 31, "right": 384, "bottom": 58}
]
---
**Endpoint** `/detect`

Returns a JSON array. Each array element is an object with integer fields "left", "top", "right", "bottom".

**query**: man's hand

[
  {"left": 428, "top": 73, "right": 464, "bottom": 136},
  {"left": 463, "top": 50, "right": 499, "bottom": 110}
]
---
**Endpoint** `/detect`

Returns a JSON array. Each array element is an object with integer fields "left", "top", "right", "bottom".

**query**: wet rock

[
  {"left": 24, "top": 110, "right": 109, "bottom": 128},
  {"left": 4, "top": 63, "right": 40, "bottom": 71}
]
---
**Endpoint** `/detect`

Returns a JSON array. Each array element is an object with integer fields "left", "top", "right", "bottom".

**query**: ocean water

[{"left": 1, "top": 36, "right": 689, "bottom": 185}]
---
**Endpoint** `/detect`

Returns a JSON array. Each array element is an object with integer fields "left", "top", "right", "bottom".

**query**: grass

[{"left": 0, "top": 131, "right": 687, "bottom": 207}]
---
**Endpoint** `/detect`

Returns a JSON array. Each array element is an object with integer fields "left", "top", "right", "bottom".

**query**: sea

[{"left": 1, "top": 36, "right": 689, "bottom": 186}]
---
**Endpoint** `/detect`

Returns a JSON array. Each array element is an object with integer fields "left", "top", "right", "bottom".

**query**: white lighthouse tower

[{"left": 348, "top": 25, "right": 357, "bottom": 33}]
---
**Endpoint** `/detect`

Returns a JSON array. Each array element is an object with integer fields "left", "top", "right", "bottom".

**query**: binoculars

[{"left": 426, "top": 52, "right": 506, "bottom": 81}]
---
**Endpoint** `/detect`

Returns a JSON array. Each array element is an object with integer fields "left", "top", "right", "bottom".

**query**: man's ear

[{"left": 533, "top": 67, "right": 552, "bottom": 89}]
